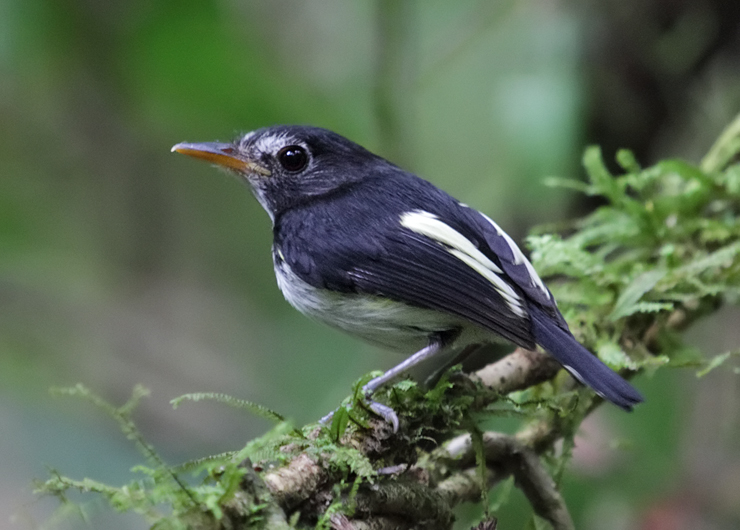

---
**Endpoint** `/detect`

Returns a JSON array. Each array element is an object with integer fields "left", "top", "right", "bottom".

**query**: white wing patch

[
  {"left": 400, "top": 210, "right": 525, "bottom": 317},
  {"left": 479, "top": 212, "right": 550, "bottom": 299}
]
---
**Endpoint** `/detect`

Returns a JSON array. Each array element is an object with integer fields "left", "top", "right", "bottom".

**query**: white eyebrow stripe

[
  {"left": 400, "top": 210, "right": 525, "bottom": 317},
  {"left": 252, "top": 132, "right": 307, "bottom": 157},
  {"left": 478, "top": 212, "right": 550, "bottom": 299},
  {"left": 238, "top": 130, "right": 257, "bottom": 145}
]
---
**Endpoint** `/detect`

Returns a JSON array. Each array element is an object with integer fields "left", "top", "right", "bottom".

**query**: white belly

[{"left": 274, "top": 259, "right": 471, "bottom": 353}]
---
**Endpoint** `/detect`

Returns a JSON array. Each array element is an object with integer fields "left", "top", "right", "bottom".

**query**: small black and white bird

[{"left": 172, "top": 126, "right": 642, "bottom": 429}]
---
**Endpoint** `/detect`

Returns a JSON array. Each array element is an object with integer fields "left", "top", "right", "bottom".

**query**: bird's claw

[
  {"left": 319, "top": 396, "right": 399, "bottom": 433},
  {"left": 365, "top": 399, "right": 399, "bottom": 433},
  {"left": 319, "top": 409, "right": 336, "bottom": 426}
]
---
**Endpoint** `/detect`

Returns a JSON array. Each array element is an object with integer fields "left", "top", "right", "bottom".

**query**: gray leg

[
  {"left": 362, "top": 340, "right": 444, "bottom": 395},
  {"left": 320, "top": 339, "right": 446, "bottom": 432},
  {"left": 361, "top": 340, "right": 445, "bottom": 432}
]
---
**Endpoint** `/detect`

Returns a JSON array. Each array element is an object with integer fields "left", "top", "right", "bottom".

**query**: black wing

[
  {"left": 275, "top": 180, "right": 541, "bottom": 349},
  {"left": 274, "top": 174, "right": 644, "bottom": 409},
  {"left": 349, "top": 227, "right": 536, "bottom": 348},
  {"left": 463, "top": 208, "right": 567, "bottom": 327}
]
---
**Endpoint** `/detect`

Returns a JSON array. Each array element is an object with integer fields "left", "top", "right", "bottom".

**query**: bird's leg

[
  {"left": 320, "top": 341, "right": 442, "bottom": 431},
  {"left": 359, "top": 340, "right": 444, "bottom": 432},
  {"left": 362, "top": 340, "right": 444, "bottom": 395},
  {"left": 320, "top": 334, "right": 453, "bottom": 432}
]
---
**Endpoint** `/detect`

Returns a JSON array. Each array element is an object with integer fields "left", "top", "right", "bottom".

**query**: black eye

[{"left": 277, "top": 145, "right": 308, "bottom": 172}]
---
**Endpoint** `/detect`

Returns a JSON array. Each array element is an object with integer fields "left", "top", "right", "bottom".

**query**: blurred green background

[{"left": 2, "top": 1, "right": 739, "bottom": 528}]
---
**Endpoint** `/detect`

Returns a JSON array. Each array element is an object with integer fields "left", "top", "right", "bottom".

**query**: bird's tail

[{"left": 528, "top": 305, "right": 644, "bottom": 411}]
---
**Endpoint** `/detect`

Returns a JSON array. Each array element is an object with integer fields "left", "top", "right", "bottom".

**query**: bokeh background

[{"left": 2, "top": 1, "right": 740, "bottom": 529}]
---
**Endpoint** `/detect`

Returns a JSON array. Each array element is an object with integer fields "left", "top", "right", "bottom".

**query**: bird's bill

[{"left": 171, "top": 142, "right": 271, "bottom": 176}]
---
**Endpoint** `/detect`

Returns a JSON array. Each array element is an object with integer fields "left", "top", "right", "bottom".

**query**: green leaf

[
  {"left": 696, "top": 351, "right": 734, "bottom": 377},
  {"left": 171, "top": 451, "right": 238, "bottom": 474},
  {"left": 326, "top": 446, "right": 375, "bottom": 480},
  {"left": 701, "top": 112, "right": 740, "bottom": 173},
  {"left": 631, "top": 301, "right": 675, "bottom": 314},
  {"left": 583, "top": 146, "right": 622, "bottom": 202},
  {"left": 721, "top": 164, "right": 740, "bottom": 194},
  {"left": 523, "top": 513, "right": 552, "bottom": 530},
  {"left": 50, "top": 385, "right": 192, "bottom": 501},
  {"left": 542, "top": 176, "right": 591, "bottom": 193},
  {"left": 330, "top": 406, "right": 350, "bottom": 442},
  {"left": 596, "top": 341, "right": 638, "bottom": 371},
  {"left": 657, "top": 159, "right": 712, "bottom": 186},
  {"left": 488, "top": 476, "right": 514, "bottom": 512},
  {"left": 675, "top": 241, "right": 740, "bottom": 277},
  {"left": 609, "top": 269, "right": 667, "bottom": 321},
  {"left": 170, "top": 392, "right": 289, "bottom": 425},
  {"left": 641, "top": 355, "right": 671, "bottom": 375},
  {"left": 666, "top": 347, "right": 704, "bottom": 368},
  {"left": 616, "top": 149, "right": 641, "bottom": 173},
  {"left": 234, "top": 421, "right": 298, "bottom": 464}
]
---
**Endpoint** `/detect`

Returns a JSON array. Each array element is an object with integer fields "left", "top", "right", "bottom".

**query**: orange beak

[{"left": 171, "top": 142, "right": 271, "bottom": 176}]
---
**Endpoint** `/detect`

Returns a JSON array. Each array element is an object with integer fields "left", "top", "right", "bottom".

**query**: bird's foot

[
  {"left": 319, "top": 409, "right": 336, "bottom": 426},
  {"left": 318, "top": 393, "right": 399, "bottom": 433},
  {"left": 364, "top": 399, "right": 399, "bottom": 433}
]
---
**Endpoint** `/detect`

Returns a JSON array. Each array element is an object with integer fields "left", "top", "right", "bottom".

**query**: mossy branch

[{"left": 38, "top": 115, "right": 740, "bottom": 529}]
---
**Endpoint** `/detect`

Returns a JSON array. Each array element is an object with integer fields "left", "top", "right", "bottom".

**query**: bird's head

[{"left": 172, "top": 125, "right": 390, "bottom": 220}]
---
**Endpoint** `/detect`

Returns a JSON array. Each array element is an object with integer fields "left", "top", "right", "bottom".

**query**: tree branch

[
  {"left": 40, "top": 115, "right": 740, "bottom": 529},
  {"left": 437, "top": 433, "right": 574, "bottom": 530}
]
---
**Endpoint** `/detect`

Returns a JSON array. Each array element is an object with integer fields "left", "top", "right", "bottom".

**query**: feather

[{"left": 528, "top": 304, "right": 644, "bottom": 410}]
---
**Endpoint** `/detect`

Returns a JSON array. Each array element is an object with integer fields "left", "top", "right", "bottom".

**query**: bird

[{"left": 172, "top": 125, "right": 643, "bottom": 430}]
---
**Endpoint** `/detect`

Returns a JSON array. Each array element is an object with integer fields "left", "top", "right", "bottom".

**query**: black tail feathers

[{"left": 528, "top": 305, "right": 644, "bottom": 411}]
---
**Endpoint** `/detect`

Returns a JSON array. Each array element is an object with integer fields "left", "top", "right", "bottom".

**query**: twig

[
  {"left": 353, "top": 481, "right": 454, "bottom": 529},
  {"left": 438, "top": 433, "right": 574, "bottom": 530},
  {"left": 330, "top": 513, "right": 414, "bottom": 530},
  {"left": 264, "top": 453, "right": 326, "bottom": 511},
  {"left": 483, "top": 434, "right": 574, "bottom": 530},
  {"left": 239, "top": 458, "right": 292, "bottom": 530},
  {"left": 473, "top": 347, "right": 561, "bottom": 394}
]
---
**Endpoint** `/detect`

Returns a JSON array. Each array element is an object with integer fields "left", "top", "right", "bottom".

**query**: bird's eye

[{"left": 277, "top": 145, "right": 309, "bottom": 172}]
